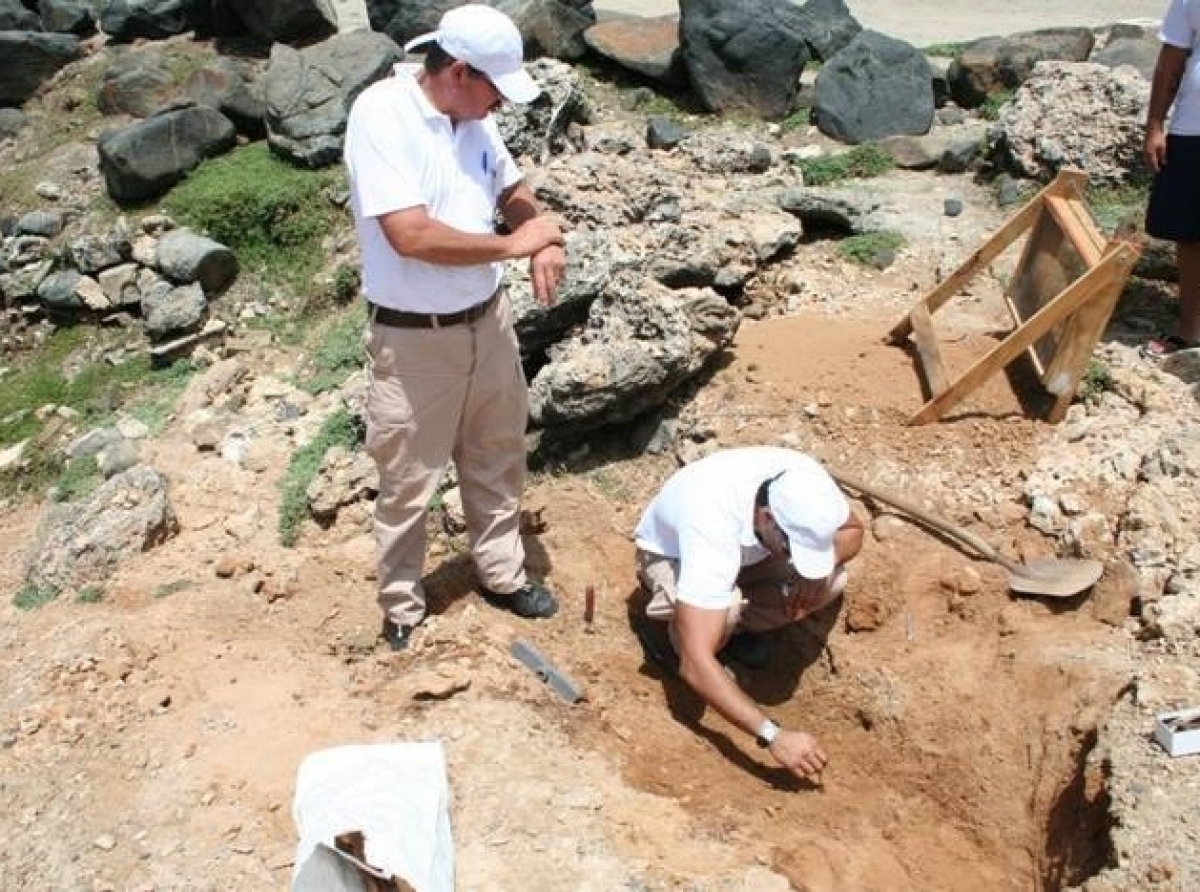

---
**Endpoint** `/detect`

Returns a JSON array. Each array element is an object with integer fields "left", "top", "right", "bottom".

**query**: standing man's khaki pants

[{"left": 366, "top": 291, "right": 528, "bottom": 627}]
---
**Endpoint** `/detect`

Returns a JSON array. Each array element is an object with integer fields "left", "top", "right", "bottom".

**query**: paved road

[{"left": 594, "top": 0, "right": 1165, "bottom": 47}]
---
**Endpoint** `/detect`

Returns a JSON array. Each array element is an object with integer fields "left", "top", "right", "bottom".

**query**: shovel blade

[{"left": 1007, "top": 557, "right": 1104, "bottom": 598}]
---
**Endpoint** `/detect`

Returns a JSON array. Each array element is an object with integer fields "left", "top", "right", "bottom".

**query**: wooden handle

[{"left": 831, "top": 470, "right": 1023, "bottom": 575}]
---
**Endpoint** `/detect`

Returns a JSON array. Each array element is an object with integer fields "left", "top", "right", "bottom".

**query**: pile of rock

[{"left": 0, "top": 206, "right": 236, "bottom": 359}]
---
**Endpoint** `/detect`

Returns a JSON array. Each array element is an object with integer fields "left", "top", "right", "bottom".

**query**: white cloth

[
  {"left": 1161, "top": 0, "right": 1200, "bottom": 135},
  {"left": 633, "top": 447, "right": 845, "bottom": 611},
  {"left": 291, "top": 742, "right": 454, "bottom": 892},
  {"left": 343, "top": 65, "right": 523, "bottom": 313}
]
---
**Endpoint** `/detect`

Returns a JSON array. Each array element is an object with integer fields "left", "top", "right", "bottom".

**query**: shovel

[{"left": 832, "top": 471, "right": 1103, "bottom": 598}]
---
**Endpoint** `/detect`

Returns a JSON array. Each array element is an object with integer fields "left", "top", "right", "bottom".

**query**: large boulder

[
  {"left": 184, "top": 56, "right": 266, "bottom": 138},
  {"left": 0, "top": 31, "right": 81, "bottom": 106},
  {"left": 370, "top": 0, "right": 595, "bottom": 60},
  {"left": 97, "top": 104, "right": 237, "bottom": 203},
  {"left": 98, "top": 0, "right": 193, "bottom": 42},
  {"left": 231, "top": 0, "right": 336, "bottom": 43},
  {"left": 500, "top": 0, "right": 595, "bottom": 59},
  {"left": 186, "top": 0, "right": 246, "bottom": 37},
  {"left": 947, "top": 27, "right": 1095, "bottom": 109},
  {"left": 528, "top": 271, "right": 740, "bottom": 432},
  {"left": 790, "top": 0, "right": 861, "bottom": 62},
  {"left": 678, "top": 0, "right": 811, "bottom": 119},
  {"left": 263, "top": 30, "right": 401, "bottom": 168},
  {"left": 990, "top": 61, "right": 1150, "bottom": 185},
  {"left": 493, "top": 58, "right": 588, "bottom": 160},
  {"left": 39, "top": 0, "right": 99, "bottom": 35},
  {"left": 1090, "top": 34, "right": 1160, "bottom": 82},
  {"left": 155, "top": 228, "right": 238, "bottom": 295},
  {"left": 96, "top": 47, "right": 176, "bottom": 117},
  {"left": 583, "top": 14, "right": 682, "bottom": 85},
  {"left": 0, "top": 0, "right": 40, "bottom": 30},
  {"left": 813, "top": 30, "right": 934, "bottom": 144},
  {"left": 24, "top": 465, "right": 178, "bottom": 594},
  {"left": 511, "top": 228, "right": 634, "bottom": 357}
]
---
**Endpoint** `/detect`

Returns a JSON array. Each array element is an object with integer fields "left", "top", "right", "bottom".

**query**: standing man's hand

[
  {"left": 530, "top": 242, "right": 566, "bottom": 306},
  {"left": 1145, "top": 124, "right": 1168, "bottom": 174},
  {"left": 1144, "top": 45, "right": 1189, "bottom": 175},
  {"left": 506, "top": 216, "right": 562, "bottom": 258},
  {"left": 768, "top": 729, "right": 827, "bottom": 781}
]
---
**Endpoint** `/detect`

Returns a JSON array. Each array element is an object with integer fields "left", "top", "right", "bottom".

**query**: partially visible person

[
  {"left": 634, "top": 447, "right": 864, "bottom": 781},
  {"left": 1143, "top": 0, "right": 1200, "bottom": 356},
  {"left": 343, "top": 4, "right": 567, "bottom": 651}
]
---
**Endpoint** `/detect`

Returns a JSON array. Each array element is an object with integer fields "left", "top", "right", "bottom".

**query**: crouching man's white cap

[
  {"left": 768, "top": 461, "right": 850, "bottom": 580},
  {"left": 404, "top": 4, "right": 541, "bottom": 104}
]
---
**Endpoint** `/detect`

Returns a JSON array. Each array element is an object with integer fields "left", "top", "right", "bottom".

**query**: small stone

[
  {"left": 943, "top": 198, "right": 964, "bottom": 217},
  {"left": 955, "top": 566, "right": 982, "bottom": 595},
  {"left": 94, "top": 833, "right": 117, "bottom": 851},
  {"left": 35, "top": 181, "right": 64, "bottom": 201}
]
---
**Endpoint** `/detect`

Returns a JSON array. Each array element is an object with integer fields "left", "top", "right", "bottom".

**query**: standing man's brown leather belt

[{"left": 370, "top": 290, "right": 499, "bottom": 329}]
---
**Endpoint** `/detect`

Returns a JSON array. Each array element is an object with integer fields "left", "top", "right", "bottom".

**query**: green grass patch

[
  {"left": 780, "top": 105, "right": 813, "bottom": 133},
  {"left": 0, "top": 58, "right": 107, "bottom": 209},
  {"left": 795, "top": 143, "right": 894, "bottom": 186},
  {"left": 154, "top": 579, "right": 194, "bottom": 598},
  {"left": 124, "top": 358, "right": 197, "bottom": 434},
  {"left": 1086, "top": 181, "right": 1151, "bottom": 234},
  {"left": 295, "top": 302, "right": 367, "bottom": 396},
  {"left": 162, "top": 142, "right": 346, "bottom": 293},
  {"left": 278, "top": 408, "right": 365, "bottom": 546},
  {"left": 13, "top": 583, "right": 59, "bottom": 611},
  {"left": 979, "top": 90, "right": 1015, "bottom": 122},
  {"left": 921, "top": 42, "right": 965, "bottom": 57},
  {"left": 837, "top": 230, "right": 906, "bottom": 267},
  {"left": 0, "top": 328, "right": 199, "bottom": 498},
  {"left": 76, "top": 585, "right": 104, "bottom": 604},
  {"left": 1078, "top": 358, "right": 1114, "bottom": 402},
  {"left": 52, "top": 455, "right": 102, "bottom": 503}
]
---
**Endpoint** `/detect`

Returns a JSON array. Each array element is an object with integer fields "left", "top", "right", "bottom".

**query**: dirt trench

[{"left": 457, "top": 309, "right": 1137, "bottom": 889}]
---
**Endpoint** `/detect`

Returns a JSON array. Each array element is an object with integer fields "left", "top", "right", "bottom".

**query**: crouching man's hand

[{"left": 769, "top": 729, "right": 827, "bottom": 781}]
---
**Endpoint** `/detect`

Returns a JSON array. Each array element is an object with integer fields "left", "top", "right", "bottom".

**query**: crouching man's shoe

[
  {"left": 718, "top": 631, "right": 771, "bottom": 670},
  {"left": 381, "top": 618, "right": 414, "bottom": 652},
  {"left": 479, "top": 581, "right": 558, "bottom": 619}
]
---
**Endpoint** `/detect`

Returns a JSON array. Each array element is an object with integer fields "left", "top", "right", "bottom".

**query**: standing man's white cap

[{"left": 404, "top": 4, "right": 541, "bottom": 104}]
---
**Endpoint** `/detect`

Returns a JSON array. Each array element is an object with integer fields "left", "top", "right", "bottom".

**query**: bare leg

[{"left": 1177, "top": 241, "right": 1200, "bottom": 343}]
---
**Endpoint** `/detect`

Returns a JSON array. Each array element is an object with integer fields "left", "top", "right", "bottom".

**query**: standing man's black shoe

[
  {"left": 479, "top": 581, "right": 558, "bottom": 618},
  {"left": 381, "top": 619, "right": 413, "bottom": 652}
]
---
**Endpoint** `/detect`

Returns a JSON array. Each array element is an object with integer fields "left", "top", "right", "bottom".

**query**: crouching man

[{"left": 634, "top": 447, "right": 864, "bottom": 781}]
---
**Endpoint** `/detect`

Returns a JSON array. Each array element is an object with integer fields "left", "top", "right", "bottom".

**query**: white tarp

[{"left": 291, "top": 742, "right": 454, "bottom": 892}]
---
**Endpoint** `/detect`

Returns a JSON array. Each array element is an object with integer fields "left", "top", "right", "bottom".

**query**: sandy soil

[
  {"left": 0, "top": 183, "right": 1139, "bottom": 888},
  {"left": 594, "top": 0, "right": 1166, "bottom": 46}
]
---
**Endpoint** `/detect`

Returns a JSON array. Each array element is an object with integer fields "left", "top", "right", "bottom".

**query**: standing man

[
  {"left": 1143, "top": 0, "right": 1200, "bottom": 356},
  {"left": 344, "top": 5, "right": 566, "bottom": 651},
  {"left": 634, "top": 447, "right": 864, "bottom": 781}
]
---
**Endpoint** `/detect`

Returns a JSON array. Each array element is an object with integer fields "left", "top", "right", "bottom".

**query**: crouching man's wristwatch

[{"left": 755, "top": 718, "right": 781, "bottom": 748}]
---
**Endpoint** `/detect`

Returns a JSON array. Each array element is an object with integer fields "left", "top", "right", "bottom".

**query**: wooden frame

[{"left": 889, "top": 170, "right": 1141, "bottom": 425}]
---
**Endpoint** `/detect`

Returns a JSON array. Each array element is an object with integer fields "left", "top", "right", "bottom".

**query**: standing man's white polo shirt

[{"left": 343, "top": 64, "right": 523, "bottom": 313}]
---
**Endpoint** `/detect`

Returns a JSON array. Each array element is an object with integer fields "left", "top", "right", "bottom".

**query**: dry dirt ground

[{"left": 0, "top": 163, "right": 1145, "bottom": 890}]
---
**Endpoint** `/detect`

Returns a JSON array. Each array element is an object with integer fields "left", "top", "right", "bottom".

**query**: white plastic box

[{"left": 1154, "top": 707, "right": 1200, "bottom": 757}]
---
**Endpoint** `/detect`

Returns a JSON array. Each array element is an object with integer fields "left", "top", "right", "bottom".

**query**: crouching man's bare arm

[{"left": 673, "top": 603, "right": 826, "bottom": 781}]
